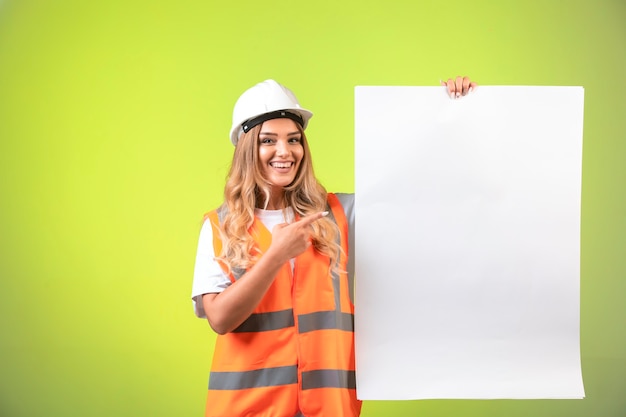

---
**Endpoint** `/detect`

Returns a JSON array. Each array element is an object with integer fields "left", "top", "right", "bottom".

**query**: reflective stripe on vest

[
  {"left": 302, "top": 369, "right": 357, "bottom": 390},
  {"left": 297, "top": 310, "right": 354, "bottom": 333},
  {"left": 232, "top": 309, "right": 294, "bottom": 333},
  {"left": 209, "top": 365, "right": 298, "bottom": 390},
  {"left": 209, "top": 367, "right": 356, "bottom": 391},
  {"left": 231, "top": 309, "right": 353, "bottom": 334}
]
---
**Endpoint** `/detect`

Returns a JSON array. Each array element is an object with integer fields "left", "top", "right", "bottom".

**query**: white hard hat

[{"left": 229, "top": 79, "right": 313, "bottom": 146}]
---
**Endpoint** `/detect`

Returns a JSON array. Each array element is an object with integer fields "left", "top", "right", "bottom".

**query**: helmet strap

[{"left": 242, "top": 110, "right": 304, "bottom": 133}]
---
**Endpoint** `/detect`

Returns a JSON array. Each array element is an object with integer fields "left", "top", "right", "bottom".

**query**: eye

[
  {"left": 259, "top": 137, "right": 274, "bottom": 145},
  {"left": 288, "top": 137, "right": 302, "bottom": 144}
]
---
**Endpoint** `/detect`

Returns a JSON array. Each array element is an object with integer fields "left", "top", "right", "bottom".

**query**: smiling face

[{"left": 257, "top": 117, "right": 304, "bottom": 199}]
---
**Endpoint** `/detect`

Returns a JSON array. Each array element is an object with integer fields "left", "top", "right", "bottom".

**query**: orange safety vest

[{"left": 204, "top": 193, "right": 361, "bottom": 417}]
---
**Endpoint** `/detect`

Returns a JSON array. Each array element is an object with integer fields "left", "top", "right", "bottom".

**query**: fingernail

[
  {"left": 321, "top": 211, "right": 329, "bottom": 217},
  {"left": 456, "top": 92, "right": 460, "bottom": 98},
  {"left": 469, "top": 86, "right": 473, "bottom": 93}
]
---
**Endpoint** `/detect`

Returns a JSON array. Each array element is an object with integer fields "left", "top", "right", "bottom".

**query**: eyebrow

[{"left": 259, "top": 131, "right": 302, "bottom": 136}]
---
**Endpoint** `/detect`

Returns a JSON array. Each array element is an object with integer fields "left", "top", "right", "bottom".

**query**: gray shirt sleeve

[{"left": 335, "top": 193, "right": 355, "bottom": 303}]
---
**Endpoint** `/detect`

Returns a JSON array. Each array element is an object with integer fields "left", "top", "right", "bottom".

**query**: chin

[{"left": 270, "top": 176, "right": 296, "bottom": 187}]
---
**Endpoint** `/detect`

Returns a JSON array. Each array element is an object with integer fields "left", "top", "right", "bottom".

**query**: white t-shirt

[{"left": 191, "top": 193, "right": 355, "bottom": 318}]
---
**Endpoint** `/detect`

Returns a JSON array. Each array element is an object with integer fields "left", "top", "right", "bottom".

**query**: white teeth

[{"left": 271, "top": 162, "right": 292, "bottom": 168}]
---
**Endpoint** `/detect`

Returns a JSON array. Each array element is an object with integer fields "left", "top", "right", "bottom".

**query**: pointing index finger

[{"left": 297, "top": 211, "right": 329, "bottom": 227}]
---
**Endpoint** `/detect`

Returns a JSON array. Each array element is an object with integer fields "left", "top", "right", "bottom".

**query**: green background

[{"left": 0, "top": 0, "right": 624, "bottom": 416}]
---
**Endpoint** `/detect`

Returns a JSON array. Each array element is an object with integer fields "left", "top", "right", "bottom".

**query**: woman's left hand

[{"left": 441, "top": 76, "right": 477, "bottom": 99}]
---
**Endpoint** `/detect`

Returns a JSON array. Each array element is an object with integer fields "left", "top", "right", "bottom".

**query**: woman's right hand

[{"left": 268, "top": 211, "right": 328, "bottom": 262}]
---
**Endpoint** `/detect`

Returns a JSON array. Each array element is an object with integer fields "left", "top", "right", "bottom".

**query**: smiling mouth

[{"left": 270, "top": 162, "right": 293, "bottom": 168}]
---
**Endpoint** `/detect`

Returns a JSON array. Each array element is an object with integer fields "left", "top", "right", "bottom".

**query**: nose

[{"left": 275, "top": 139, "right": 289, "bottom": 157}]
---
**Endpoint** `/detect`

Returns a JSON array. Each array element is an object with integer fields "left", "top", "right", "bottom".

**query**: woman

[{"left": 192, "top": 77, "right": 476, "bottom": 417}]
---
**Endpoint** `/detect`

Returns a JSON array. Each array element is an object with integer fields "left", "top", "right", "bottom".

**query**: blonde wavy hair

[{"left": 216, "top": 123, "right": 341, "bottom": 273}]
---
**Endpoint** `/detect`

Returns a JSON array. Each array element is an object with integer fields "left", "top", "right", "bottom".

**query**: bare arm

[{"left": 202, "top": 211, "right": 328, "bottom": 334}]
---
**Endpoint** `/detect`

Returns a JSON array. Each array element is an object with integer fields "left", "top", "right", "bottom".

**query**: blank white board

[{"left": 354, "top": 86, "right": 585, "bottom": 400}]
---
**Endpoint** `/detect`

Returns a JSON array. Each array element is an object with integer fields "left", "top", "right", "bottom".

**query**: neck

[{"left": 262, "top": 187, "right": 285, "bottom": 210}]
